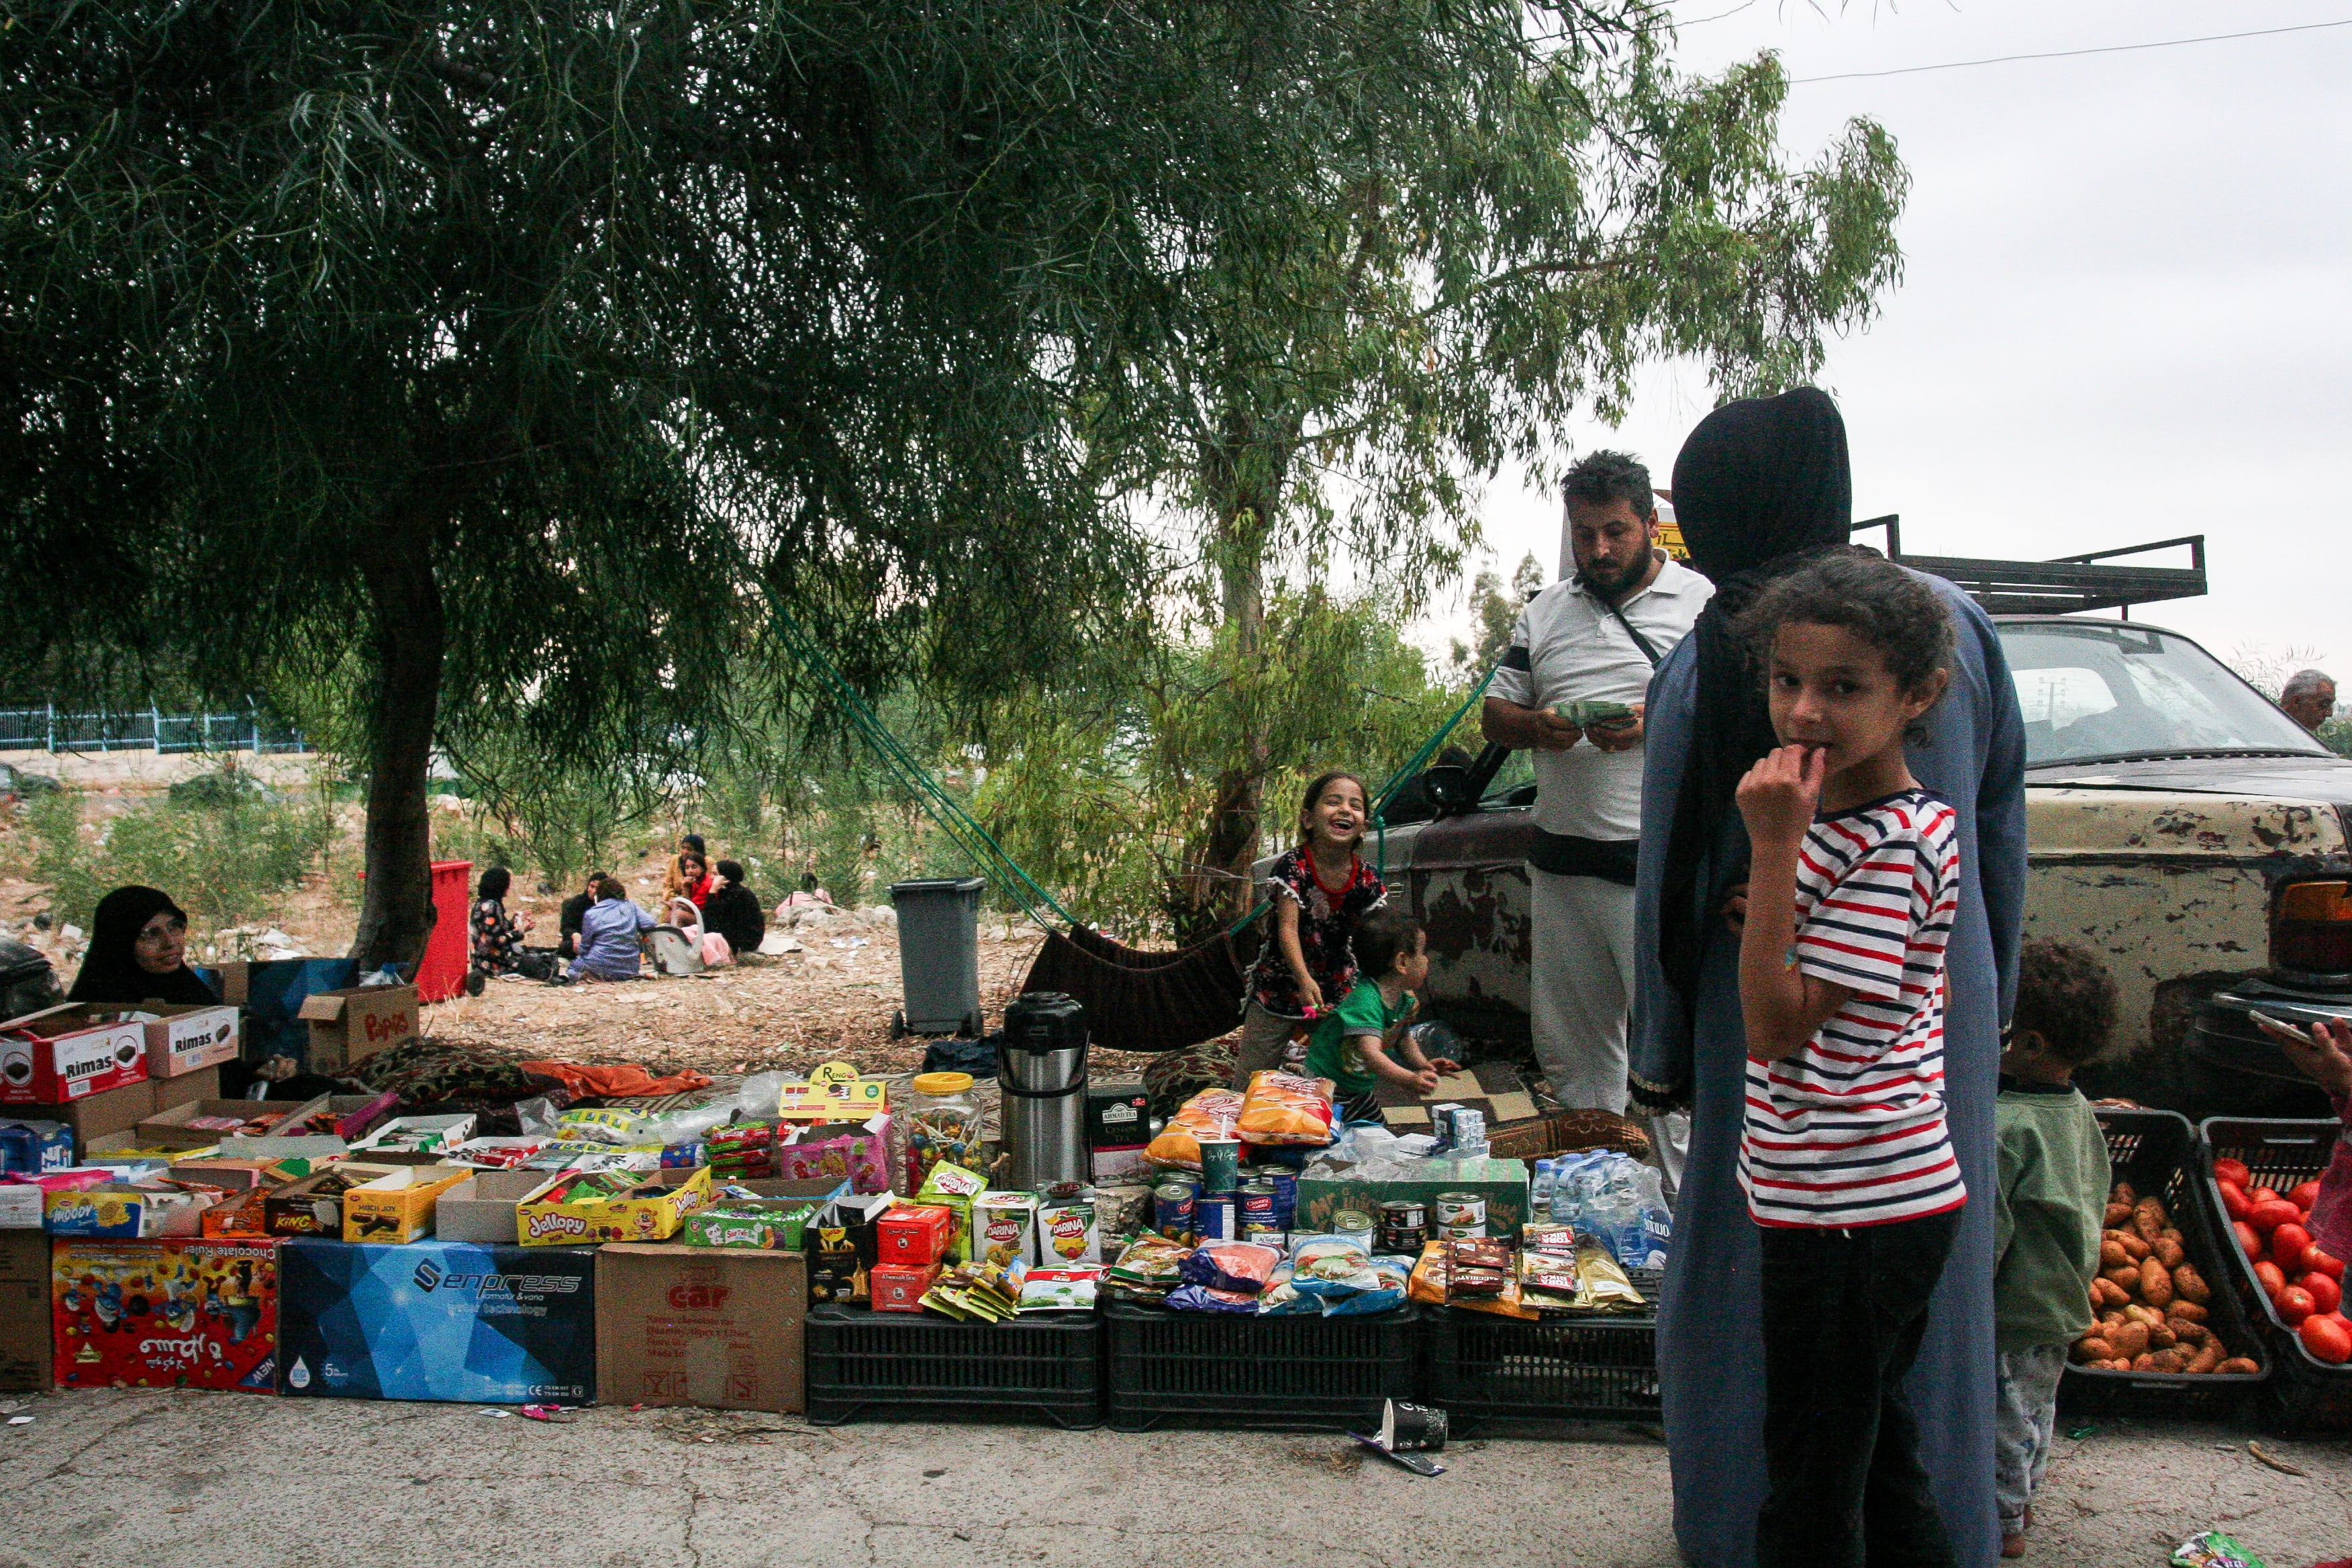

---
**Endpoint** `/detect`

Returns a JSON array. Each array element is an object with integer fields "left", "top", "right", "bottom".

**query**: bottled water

[{"left": 1530, "top": 1158, "right": 1555, "bottom": 1214}]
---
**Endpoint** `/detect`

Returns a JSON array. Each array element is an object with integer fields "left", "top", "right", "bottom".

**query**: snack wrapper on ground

[
  {"left": 2171, "top": 1532, "right": 2265, "bottom": 1568},
  {"left": 1179, "top": 1240, "right": 1282, "bottom": 1295},
  {"left": 1144, "top": 1089, "right": 1246, "bottom": 1171},
  {"left": 1235, "top": 1071, "right": 1335, "bottom": 1146}
]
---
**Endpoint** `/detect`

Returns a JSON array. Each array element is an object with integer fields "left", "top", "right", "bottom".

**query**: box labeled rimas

[{"left": 0, "top": 1009, "right": 148, "bottom": 1104}]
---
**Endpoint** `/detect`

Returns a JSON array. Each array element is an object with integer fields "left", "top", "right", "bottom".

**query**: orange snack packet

[
  {"left": 1235, "top": 1069, "right": 1336, "bottom": 1146},
  {"left": 1144, "top": 1088, "right": 1244, "bottom": 1171}
]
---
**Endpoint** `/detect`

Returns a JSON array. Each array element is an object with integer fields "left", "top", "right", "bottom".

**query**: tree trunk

[
  {"left": 1186, "top": 428, "right": 1283, "bottom": 935},
  {"left": 348, "top": 530, "right": 445, "bottom": 973}
]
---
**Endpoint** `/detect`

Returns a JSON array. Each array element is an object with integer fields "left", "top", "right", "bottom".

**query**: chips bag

[
  {"left": 1235, "top": 1071, "right": 1335, "bottom": 1146},
  {"left": 1144, "top": 1088, "right": 1245, "bottom": 1170}
]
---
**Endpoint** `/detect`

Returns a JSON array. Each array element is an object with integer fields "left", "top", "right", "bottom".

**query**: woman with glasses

[{"left": 66, "top": 885, "right": 221, "bottom": 1006}]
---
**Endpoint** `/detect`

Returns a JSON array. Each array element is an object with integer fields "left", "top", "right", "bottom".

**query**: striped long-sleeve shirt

[{"left": 1740, "top": 787, "right": 1967, "bottom": 1229}]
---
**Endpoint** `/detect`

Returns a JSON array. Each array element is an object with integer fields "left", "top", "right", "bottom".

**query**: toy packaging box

[
  {"left": 52, "top": 1238, "right": 279, "bottom": 1392},
  {"left": 277, "top": 1238, "right": 595, "bottom": 1404},
  {"left": 515, "top": 1166, "right": 713, "bottom": 1246}
]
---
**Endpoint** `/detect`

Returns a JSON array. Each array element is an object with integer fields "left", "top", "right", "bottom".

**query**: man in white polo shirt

[{"left": 1482, "top": 450, "right": 1710, "bottom": 1187}]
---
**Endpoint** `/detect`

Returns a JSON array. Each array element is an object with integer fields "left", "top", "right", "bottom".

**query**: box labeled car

[
  {"left": 595, "top": 1244, "right": 804, "bottom": 1412},
  {"left": 277, "top": 1238, "right": 594, "bottom": 1403},
  {"left": 0, "top": 1008, "right": 148, "bottom": 1104},
  {"left": 52, "top": 1237, "right": 278, "bottom": 1393}
]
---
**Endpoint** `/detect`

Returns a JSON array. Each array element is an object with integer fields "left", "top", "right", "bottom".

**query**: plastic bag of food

[
  {"left": 1289, "top": 1236, "right": 1379, "bottom": 1293},
  {"left": 2171, "top": 1532, "right": 2265, "bottom": 1568},
  {"left": 1167, "top": 1283, "right": 1260, "bottom": 1313},
  {"left": 1235, "top": 1071, "right": 1335, "bottom": 1147},
  {"left": 1144, "top": 1088, "right": 1245, "bottom": 1171},
  {"left": 1178, "top": 1240, "right": 1282, "bottom": 1296},
  {"left": 1018, "top": 1266, "right": 1104, "bottom": 1312},
  {"left": 1107, "top": 1233, "right": 1193, "bottom": 1290},
  {"left": 1320, "top": 1257, "right": 1410, "bottom": 1316},
  {"left": 554, "top": 1108, "right": 655, "bottom": 1145},
  {"left": 1257, "top": 1263, "right": 1315, "bottom": 1315}
]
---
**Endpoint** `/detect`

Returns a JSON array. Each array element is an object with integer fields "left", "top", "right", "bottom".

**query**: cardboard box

[
  {"left": 342, "top": 1166, "right": 470, "bottom": 1244},
  {"left": 349, "top": 1114, "right": 477, "bottom": 1157},
  {"left": 140, "top": 1097, "right": 319, "bottom": 1152},
  {"left": 869, "top": 1261, "right": 936, "bottom": 1312},
  {"left": 44, "top": 1182, "right": 213, "bottom": 1238},
  {"left": 0, "top": 1230, "right": 48, "bottom": 1390},
  {"left": 142, "top": 1091, "right": 393, "bottom": 1157},
  {"left": 295, "top": 985, "right": 418, "bottom": 1074},
  {"left": 1086, "top": 1080, "right": 1150, "bottom": 1146},
  {"left": 53, "top": 1237, "right": 278, "bottom": 1392},
  {"left": 278, "top": 1238, "right": 595, "bottom": 1403},
  {"left": 264, "top": 1165, "right": 400, "bottom": 1238},
  {"left": 1090, "top": 1146, "right": 1150, "bottom": 1185},
  {"left": 0, "top": 1118, "right": 75, "bottom": 1175},
  {"left": 136, "top": 1004, "right": 241, "bottom": 1079},
  {"left": 682, "top": 1199, "right": 826, "bottom": 1251},
  {"left": 0, "top": 1007, "right": 148, "bottom": 1104},
  {"left": 595, "top": 1244, "right": 805, "bottom": 1412},
  {"left": 200, "top": 1189, "right": 273, "bottom": 1239},
  {"left": 434, "top": 1171, "right": 550, "bottom": 1245},
  {"left": 1295, "top": 1158, "right": 1532, "bottom": 1240},
  {"left": 83, "top": 1133, "right": 209, "bottom": 1170},
  {"left": 516, "top": 1167, "right": 713, "bottom": 1247},
  {"left": 143, "top": 1066, "right": 222, "bottom": 1120}
]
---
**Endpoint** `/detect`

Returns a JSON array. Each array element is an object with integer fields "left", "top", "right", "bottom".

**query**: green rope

[{"left": 765, "top": 587, "right": 1499, "bottom": 940}]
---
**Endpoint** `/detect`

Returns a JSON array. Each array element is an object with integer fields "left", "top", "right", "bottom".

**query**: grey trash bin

[{"left": 889, "top": 877, "right": 988, "bottom": 1036}]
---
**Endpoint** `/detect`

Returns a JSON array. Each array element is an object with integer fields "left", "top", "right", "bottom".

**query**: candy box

[
  {"left": 44, "top": 1182, "right": 213, "bottom": 1239},
  {"left": 869, "top": 1261, "right": 937, "bottom": 1312},
  {"left": 681, "top": 1201, "right": 821, "bottom": 1251},
  {"left": 776, "top": 1060, "right": 889, "bottom": 1122},
  {"left": 0, "top": 1007, "right": 148, "bottom": 1104},
  {"left": 0, "top": 1118, "right": 75, "bottom": 1175},
  {"left": 971, "top": 1191, "right": 1038, "bottom": 1270},
  {"left": 515, "top": 1165, "right": 714, "bottom": 1246},
  {"left": 341, "top": 1165, "right": 471, "bottom": 1244},
  {"left": 2, "top": 1168, "right": 115, "bottom": 1229},
  {"left": 132, "top": 1003, "right": 241, "bottom": 1079},
  {"left": 772, "top": 1118, "right": 891, "bottom": 1194},
  {"left": 53, "top": 1236, "right": 279, "bottom": 1392},
  {"left": 348, "top": 1114, "right": 478, "bottom": 1158},
  {"left": 263, "top": 1165, "right": 401, "bottom": 1239},
  {"left": 875, "top": 1204, "right": 954, "bottom": 1267}
]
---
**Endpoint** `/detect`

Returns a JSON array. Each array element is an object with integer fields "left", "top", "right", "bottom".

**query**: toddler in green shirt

[
  {"left": 1305, "top": 910, "right": 1457, "bottom": 1123},
  {"left": 1992, "top": 940, "right": 2117, "bottom": 1558}
]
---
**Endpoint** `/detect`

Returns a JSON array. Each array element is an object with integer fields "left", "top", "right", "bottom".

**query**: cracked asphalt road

[{"left": 0, "top": 1390, "right": 2345, "bottom": 1567}]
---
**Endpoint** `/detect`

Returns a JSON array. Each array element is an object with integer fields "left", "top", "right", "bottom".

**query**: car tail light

[{"left": 2272, "top": 880, "right": 2352, "bottom": 975}]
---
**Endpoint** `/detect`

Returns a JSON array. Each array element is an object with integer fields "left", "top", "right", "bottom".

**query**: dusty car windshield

[{"left": 2000, "top": 621, "right": 2326, "bottom": 765}]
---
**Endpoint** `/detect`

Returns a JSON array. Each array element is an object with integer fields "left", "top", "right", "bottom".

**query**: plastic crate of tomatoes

[{"left": 2200, "top": 1117, "right": 2351, "bottom": 1433}]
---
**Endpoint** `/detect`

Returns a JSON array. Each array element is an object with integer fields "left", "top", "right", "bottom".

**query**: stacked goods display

[
  {"left": 2061, "top": 1110, "right": 2267, "bottom": 1420},
  {"left": 2202, "top": 1117, "right": 2352, "bottom": 1433}
]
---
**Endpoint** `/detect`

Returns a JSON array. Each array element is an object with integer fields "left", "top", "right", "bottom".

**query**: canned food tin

[
  {"left": 1438, "top": 1220, "right": 1486, "bottom": 1241},
  {"left": 1434, "top": 1192, "right": 1486, "bottom": 1228},
  {"left": 1243, "top": 1224, "right": 1288, "bottom": 1251},
  {"left": 1238, "top": 1178, "right": 1280, "bottom": 1231},
  {"left": 1331, "top": 1208, "right": 1376, "bottom": 1249},
  {"left": 1195, "top": 1195, "right": 1239, "bottom": 1242},
  {"left": 1266, "top": 1169, "right": 1297, "bottom": 1230},
  {"left": 1154, "top": 1179, "right": 1198, "bottom": 1238},
  {"left": 1379, "top": 1223, "right": 1427, "bottom": 1257},
  {"left": 1381, "top": 1199, "right": 1428, "bottom": 1229}
]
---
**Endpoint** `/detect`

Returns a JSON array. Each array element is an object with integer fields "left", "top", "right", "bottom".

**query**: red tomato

[
  {"left": 2248, "top": 1198, "right": 2304, "bottom": 1234},
  {"left": 2279, "top": 1285, "right": 2318, "bottom": 1325},
  {"left": 2307, "top": 1248, "right": 2348, "bottom": 1281},
  {"left": 2218, "top": 1181, "right": 2251, "bottom": 1221},
  {"left": 2237, "top": 1221, "right": 2265, "bottom": 1260},
  {"left": 2214, "top": 1157, "right": 2252, "bottom": 1188},
  {"left": 2300, "top": 1312, "right": 2352, "bottom": 1364},
  {"left": 2256, "top": 1260, "right": 2288, "bottom": 1297},
  {"left": 2251, "top": 1186, "right": 2281, "bottom": 1206},
  {"left": 2290, "top": 1179, "right": 2323, "bottom": 1212},
  {"left": 2305, "top": 1271, "right": 2344, "bottom": 1316},
  {"left": 2275, "top": 1223, "right": 2316, "bottom": 1270}
]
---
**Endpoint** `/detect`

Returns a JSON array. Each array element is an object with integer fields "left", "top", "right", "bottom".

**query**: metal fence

[{"left": 0, "top": 706, "right": 308, "bottom": 755}]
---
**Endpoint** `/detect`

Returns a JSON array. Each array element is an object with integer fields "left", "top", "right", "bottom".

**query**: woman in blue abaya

[{"left": 1630, "top": 388, "right": 2028, "bottom": 1568}]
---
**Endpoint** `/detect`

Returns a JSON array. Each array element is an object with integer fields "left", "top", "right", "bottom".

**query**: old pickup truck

[{"left": 1383, "top": 532, "right": 2349, "bottom": 1118}]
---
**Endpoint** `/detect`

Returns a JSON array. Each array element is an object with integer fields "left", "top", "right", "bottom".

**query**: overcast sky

[{"left": 1447, "top": 0, "right": 2352, "bottom": 678}]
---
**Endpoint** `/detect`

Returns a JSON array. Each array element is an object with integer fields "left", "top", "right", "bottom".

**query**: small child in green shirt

[
  {"left": 1305, "top": 910, "right": 1457, "bottom": 1123},
  {"left": 1993, "top": 939, "right": 2117, "bottom": 1559}
]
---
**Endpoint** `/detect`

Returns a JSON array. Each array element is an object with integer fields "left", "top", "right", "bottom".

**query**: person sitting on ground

[
  {"left": 464, "top": 867, "right": 540, "bottom": 995},
  {"left": 570, "top": 876, "right": 655, "bottom": 982},
  {"left": 2282, "top": 668, "right": 2339, "bottom": 734},
  {"left": 1304, "top": 909, "right": 1458, "bottom": 1124},
  {"left": 67, "top": 885, "right": 220, "bottom": 1006},
  {"left": 557, "top": 871, "right": 605, "bottom": 961},
  {"left": 781, "top": 871, "right": 833, "bottom": 910},
  {"left": 704, "top": 860, "right": 766, "bottom": 955},
  {"left": 675, "top": 852, "right": 714, "bottom": 910},
  {"left": 663, "top": 834, "right": 710, "bottom": 902},
  {"left": 1992, "top": 940, "right": 2116, "bottom": 1558}
]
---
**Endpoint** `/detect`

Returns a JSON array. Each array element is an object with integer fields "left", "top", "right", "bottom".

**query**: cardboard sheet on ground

[{"left": 1373, "top": 1062, "right": 1538, "bottom": 1131}]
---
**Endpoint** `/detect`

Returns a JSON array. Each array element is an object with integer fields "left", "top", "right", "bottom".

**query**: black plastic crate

[
  {"left": 2199, "top": 1117, "right": 2350, "bottom": 1434},
  {"left": 1101, "top": 1301, "right": 1420, "bottom": 1431},
  {"left": 803, "top": 1304, "right": 1101, "bottom": 1429},
  {"left": 1421, "top": 1308, "right": 1659, "bottom": 1430},
  {"left": 2057, "top": 1108, "right": 2268, "bottom": 1422}
]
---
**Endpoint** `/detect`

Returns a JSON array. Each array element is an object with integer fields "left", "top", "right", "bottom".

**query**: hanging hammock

[{"left": 765, "top": 592, "right": 1493, "bottom": 1054}]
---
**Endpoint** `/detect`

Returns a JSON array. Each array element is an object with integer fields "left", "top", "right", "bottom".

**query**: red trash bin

[{"left": 415, "top": 859, "right": 475, "bottom": 1003}]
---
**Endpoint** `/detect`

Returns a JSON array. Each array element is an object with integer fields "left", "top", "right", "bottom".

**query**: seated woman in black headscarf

[
  {"left": 67, "top": 886, "right": 220, "bottom": 1006},
  {"left": 703, "top": 861, "right": 766, "bottom": 957},
  {"left": 465, "top": 866, "right": 554, "bottom": 993}
]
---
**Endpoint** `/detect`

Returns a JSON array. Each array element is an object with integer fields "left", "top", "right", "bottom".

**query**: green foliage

[
  {"left": 1453, "top": 554, "right": 1547, "bottom": 674},
  {"left": 24, "top": 783, "right": 341, "bottom": 936}
]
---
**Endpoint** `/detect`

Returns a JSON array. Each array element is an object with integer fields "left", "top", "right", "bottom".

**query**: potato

[
  {"left": 2169, "top": 1298, "right": 2208, "bottom": 1323},
  {"left": 2153, "top": 1348, "right": 2190, "bottom": 1373},
  {"left": 2152, "top": 1236, "right": 2185, "bottom": 1269},
  {"left": 2072, "top": 1337, "right": 2112, "bottom": 1364},
  {"left": 2173, "top": 1265, "right": 2210, "bottom": 1306},
  {"left": 2141, "top": 1257, "right": 2174, "bottom": 1308},
  {"left": 2216, "top": 1357, "right": 2259, "bottom": 1376},
  {"left": 2167, "top": 1318, "right": 2209, "bottom": 1346},
  {"left": 2104, "top": 1264, "right": 2143, "bottom": 1293},
  {"left": 2100, "top": 1238, "right": 2132, "bottom": 1270},
  {"left": 2131, "top": 1353, "right": 2159, "bottom": 1372},
  {"left": 2092, "top": 1278, "right": 2131, "bottom": 1309},
  {"left": 2113, "top": 1182, "right": 2138, "bottom": 1205},
  {"left": 2122, "top": 1304, "right": 2163, "bottom": 1327},
  {"left": 2133, "top": 1199, "right": 2167, "bottom": 1244},
  {"left": 2109, "top": 1320, "right": 2151, "bottom": 1359},
  {"left": 2104, "top": 1202, "right": 2136, "bottom": 1228},
  {"left": 2148, "top": 1321, "right": 2178, "bottom": 1351},
  {"left": 2184, "top": 1342, "right": 2224, "bottom": 1375}
]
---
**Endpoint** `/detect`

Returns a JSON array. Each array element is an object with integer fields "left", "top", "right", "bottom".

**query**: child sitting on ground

[
  {"left": 1992, "top": 939, "right": 2117, "bottom": 1558},
  {"left": 1234, "top": 770, "right": 1387, "bottom": 1087},
  {"left": 1304, "top": 909, "right": 1458, "bottom": 1124}
]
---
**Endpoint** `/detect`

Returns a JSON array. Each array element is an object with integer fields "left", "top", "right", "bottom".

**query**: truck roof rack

[{"left": 1850, "top": 517, "right": 2206, "bottom": 619}]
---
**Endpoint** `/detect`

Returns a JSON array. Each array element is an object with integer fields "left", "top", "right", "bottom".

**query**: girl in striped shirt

[{"left": 1731, "top": 551, "right": 1964, "bottom": 1568}]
